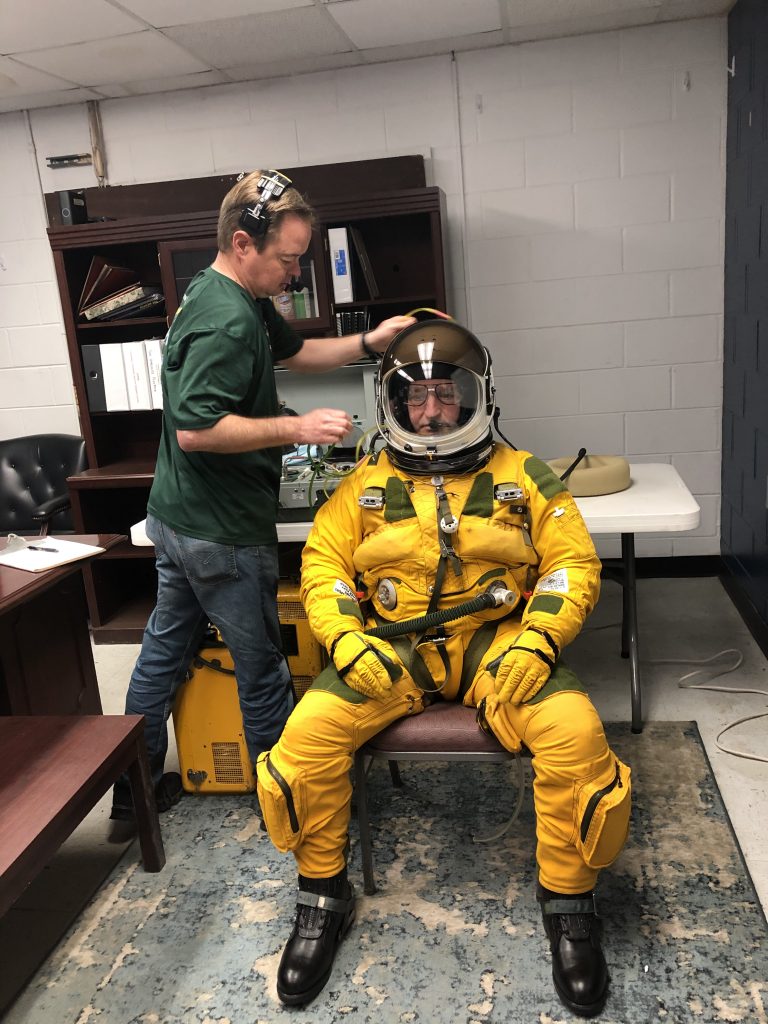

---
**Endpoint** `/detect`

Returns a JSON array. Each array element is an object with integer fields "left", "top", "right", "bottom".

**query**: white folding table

[
  {"left": 283, "top": 464, "right": 700, "bottom": 733},
  {"left": 573, "top": 463, "right": 700, "bottom": 732}
]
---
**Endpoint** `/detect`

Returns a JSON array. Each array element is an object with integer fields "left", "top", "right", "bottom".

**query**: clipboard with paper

[{"left": 0, "top": 534, "right": 105, "bottom": 573}]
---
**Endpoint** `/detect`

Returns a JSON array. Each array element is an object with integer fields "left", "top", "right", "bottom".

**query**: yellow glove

[
  {"left": 332, "top": 632, "right": 402, "bottom": 700},
  {"left": 493, "top": 628, "right": 558, "bottom": 705}
]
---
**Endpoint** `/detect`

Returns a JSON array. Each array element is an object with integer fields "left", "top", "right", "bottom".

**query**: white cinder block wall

[{"left": 0, "top": 17, "right": 726, "bottom": 558}]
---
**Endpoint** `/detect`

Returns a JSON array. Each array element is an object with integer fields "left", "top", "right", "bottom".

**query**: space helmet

[{"left": 376, "top": 319, "right": 495, "bottom": 475}]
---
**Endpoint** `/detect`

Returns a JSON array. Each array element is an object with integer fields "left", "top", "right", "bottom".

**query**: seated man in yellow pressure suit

[{"left": 257, "top": 319, "right": 631, "bottom": 1018}]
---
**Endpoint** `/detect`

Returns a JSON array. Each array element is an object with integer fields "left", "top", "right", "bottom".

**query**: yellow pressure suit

[{"left": 257, "top": 445, "right": 631, "bottom": 894}]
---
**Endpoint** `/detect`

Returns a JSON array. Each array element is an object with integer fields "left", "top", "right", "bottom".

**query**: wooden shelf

[
  {"left": 77, "top": 316, "right": 167, "bottom": 329},
  {"left": 91, "top": 592, "right": 155, "bottom": 645}
]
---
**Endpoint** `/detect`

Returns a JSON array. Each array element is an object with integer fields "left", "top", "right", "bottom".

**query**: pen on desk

[{"left": 27, "top": 545, "right": 58, "bottom": 552}]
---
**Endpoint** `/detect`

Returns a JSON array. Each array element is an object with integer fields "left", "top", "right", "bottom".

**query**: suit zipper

[
  {"left": 580, "top": 761, "right": 621, "bottom": 843},
  {"left": 266, "top": 755, "right": 299, "bottom": 833}
]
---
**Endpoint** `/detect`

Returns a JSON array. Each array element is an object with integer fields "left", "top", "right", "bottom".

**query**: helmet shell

[{"left": 376, "top": 319, "right": 496, "bottom": 475}]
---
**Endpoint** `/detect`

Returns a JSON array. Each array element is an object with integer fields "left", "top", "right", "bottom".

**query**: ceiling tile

[
  {"left": 361, "top": 32, "right": 504, "bottom": 65},
  {"left": 0, "top": 56, "right": 77, "bottom": 97},
  {"left": 503, "top": 0, "right": 664, "bottom": 28},
  {"left": 506, "top": 8, "right": 660, "bottom": 42},
  {"left": 0, "top": 87, "right": 102, "bottom": 113},
  {"left": 117, "top": 0, "right": 310, "bottom": 27},
  {"left": 225, "top": 51, "right": 362, "bottom": 81},
  {"left": 165, "top": 9, "right": 352, "bottom": 66},
  {"left": 0, "top": 0, "right": 143, "bottom": 53},
  {"left": 12, "top": 31, "right": 211, "bottom": 87},
  {"left": 328, "top": 0, "right": 502, "bottom": 48}
]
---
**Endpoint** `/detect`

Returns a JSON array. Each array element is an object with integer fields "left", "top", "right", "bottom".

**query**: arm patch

[
  {"left": 524, "top": 455, "right": 567, "bottom": 501},
  {"left": 527, "top": 594, "right": 565, "bottom": 616}
]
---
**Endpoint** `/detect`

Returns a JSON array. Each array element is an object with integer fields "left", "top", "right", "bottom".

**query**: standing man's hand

[
  {"left": 364, "top": 315, "right": 417, "bottom": 355},
  {"left": 294, "top": 408, "right": 352, "bottom": 445}
]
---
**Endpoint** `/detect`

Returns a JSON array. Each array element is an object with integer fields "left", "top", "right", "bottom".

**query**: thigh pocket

[
  {"left": 175, "top": 534, "right": 238, "bottom": 585},
  {"left": 574, "top": 757, "right": 631, "bottom": 869},
  {"left": 256, "top": 753, "right": 307, "bottom": 853}
]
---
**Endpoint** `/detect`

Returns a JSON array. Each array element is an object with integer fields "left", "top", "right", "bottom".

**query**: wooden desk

[
  {"left": 0, "top": 715, "right": 165, "bottom": 920},
  {"left": 0, "top": 534, "right": 123, "bottom": 716}
]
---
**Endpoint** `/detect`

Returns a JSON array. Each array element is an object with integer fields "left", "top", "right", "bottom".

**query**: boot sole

[{"left": 276, "top": 905, "right": 356, "bottom": 1006}]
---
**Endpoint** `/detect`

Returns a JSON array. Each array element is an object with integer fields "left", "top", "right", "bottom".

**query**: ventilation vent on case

[
  {"left": 292, "top": 675, "right": 314, "bottom": 700},
  {"left": 212, "top": 741, "right": 247, "bottom": 784},
  {"left": 278, "top": 600, "right": 306, "bottom": 620}
]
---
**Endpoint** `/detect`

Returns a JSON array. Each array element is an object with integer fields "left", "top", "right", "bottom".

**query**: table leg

[
  {"left": 620, "top": 532, "right": 643, "bottom": 734},
  {"left": 128, "top": 733, "right": 166, "bottom": 872}
]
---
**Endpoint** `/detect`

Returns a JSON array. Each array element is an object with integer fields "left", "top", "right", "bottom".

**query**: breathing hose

[{"left": 364, "top": 586, "right": 515, "bottom": 640}]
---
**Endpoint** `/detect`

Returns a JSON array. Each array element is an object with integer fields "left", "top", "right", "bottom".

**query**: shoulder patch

[
  {"left": 524, "top": 455, "right": 566, "bottom": 501},
  {"left": 463, "top": 472, "right": 494, "bottom": 517},
  {"left": 385, "top": 477, "right": 416, "bottom": 522}
]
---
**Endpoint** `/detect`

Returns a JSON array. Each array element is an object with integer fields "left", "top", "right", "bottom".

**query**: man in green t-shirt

[{"left": 111, "top": 169, "right": 414, "bottom": 821}]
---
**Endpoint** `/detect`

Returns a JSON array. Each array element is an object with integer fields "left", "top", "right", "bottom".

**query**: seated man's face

[{"left": 405, "top": 378, "right": 461, "bottom": 435}]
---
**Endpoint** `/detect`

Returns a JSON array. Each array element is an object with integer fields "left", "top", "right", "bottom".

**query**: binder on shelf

[
  {"left": 349, "top": 226, "right": 380, "bottom": 298},
  {"left": 81, "top": 285, "right": 163, "bottom": 322},
  {"left": 78, "top": 256, "right": 139, "bottom": 312},
  {"left": 144, "top": 338, "right": 165, "bottom": 410},
  {"left": 98, "top": 291, "right": 165, "bottom": 321},
  {"left": 327, "top": 226, "right": 353, "bottom": 304},
  {"left": 122, "top": 340, "right": 153, "bottom": 410},
  {"left": 82, "top": 343, "right": 130, "bottom": 412}
]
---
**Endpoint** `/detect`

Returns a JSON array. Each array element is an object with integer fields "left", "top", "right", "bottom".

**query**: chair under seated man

[
  {"left": 0, "top": 433, "right": 87, "bottom": 537},
  {"left": 353, "top": 701, "right": 525, "bottom": 895}
]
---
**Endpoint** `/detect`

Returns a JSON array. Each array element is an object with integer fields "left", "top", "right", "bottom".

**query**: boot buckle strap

[
  {"left": 541, "top": 896, "right": 596, "bottom": 917},
  {"left": 297, "top": 890, "right": 353, "bottom": 914}
]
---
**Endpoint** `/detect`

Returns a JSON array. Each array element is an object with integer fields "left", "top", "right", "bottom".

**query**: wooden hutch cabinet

[{"left": 46, "top": 161, "right": 447, "bottom": 643}]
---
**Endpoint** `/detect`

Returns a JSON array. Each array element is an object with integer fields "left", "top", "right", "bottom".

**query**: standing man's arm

[
  {"left": 177, "top": 407, "right": 353, "bottom": 453},
  {"left": 280, "top": 314, "right": 415, "bottom": 373}
]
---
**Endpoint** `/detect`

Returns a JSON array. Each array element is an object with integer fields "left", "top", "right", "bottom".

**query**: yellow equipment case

[{"left": 172, "top": 581, "right": 325, "bottom": 794}]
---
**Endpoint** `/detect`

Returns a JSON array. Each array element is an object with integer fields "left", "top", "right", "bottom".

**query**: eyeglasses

[{"left": 404, "top": 383, "right": 460, "bottom": 407}]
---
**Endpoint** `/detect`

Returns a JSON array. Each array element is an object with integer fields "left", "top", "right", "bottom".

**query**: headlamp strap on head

[{"left": 240, "top": 169, "right": 293, "bottom": 237}]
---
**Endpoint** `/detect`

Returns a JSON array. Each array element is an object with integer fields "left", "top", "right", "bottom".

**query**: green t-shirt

[{"left": 147, "top": 266, "right": 303, "bottom": 545}]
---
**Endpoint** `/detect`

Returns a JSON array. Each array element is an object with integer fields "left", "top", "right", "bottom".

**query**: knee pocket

[
  {"left": 573, "top": 756, "right": 631, "bottom": 869},
  {"left": 256, "top": 753, "right": 307, "bottom": 853}
]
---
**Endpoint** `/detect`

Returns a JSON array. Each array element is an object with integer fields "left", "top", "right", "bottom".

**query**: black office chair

[{"left": 0, "top": 434, "right": 87, "bottom": 536}]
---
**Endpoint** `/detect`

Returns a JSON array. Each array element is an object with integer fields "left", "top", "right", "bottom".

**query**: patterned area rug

[{"left": 8, "top": 722, "right": 768, "bottom": 1023}]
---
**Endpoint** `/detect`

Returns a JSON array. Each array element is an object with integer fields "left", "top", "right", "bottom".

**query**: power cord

[
  {"left": 472, "top": 753, "right": 527, "bottom": 844},
  {"left": 583, "top": 623, "right": 766, "bottom": 763}
]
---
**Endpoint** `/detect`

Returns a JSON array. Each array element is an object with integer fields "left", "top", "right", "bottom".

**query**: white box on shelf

[{"left": 327, "top": 226, "right": 353, "bottom": 304}]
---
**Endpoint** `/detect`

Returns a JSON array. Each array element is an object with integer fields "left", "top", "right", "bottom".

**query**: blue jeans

[{"left": 122, "top": 513, "right": 294, "bottom": 790}]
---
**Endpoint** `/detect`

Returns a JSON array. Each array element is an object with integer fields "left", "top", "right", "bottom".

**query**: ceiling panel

[
  {"left": 117, "top": 0, "right": 310, "bottom": 28},
  {"left": 0, "top": 87, "right": 102, "bottom": 114},
  {"left": 0, "top": 0, "right": 143, "bottom": 53},
  {"left": 503, "top": 0, "right": 665, "bottom": 26},
  {"left": 0, "top": 56, "right": 77, "bottom": 97},
  {"left": 329, "top": 0, "right": 502, "bottom": 48},
  {"left": 165, "top": 8, "right": 353, "bottom": 67},
  {"left": 15, "top": 31, "right": 210, "bottom": 87}
]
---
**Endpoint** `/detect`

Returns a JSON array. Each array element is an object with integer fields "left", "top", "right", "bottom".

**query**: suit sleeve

[
  {"left": 519, "top": 455, "right": 601, "bottom": 654},
  {"left": 299, "top": 464, "right": 369, "bottom": 652}
]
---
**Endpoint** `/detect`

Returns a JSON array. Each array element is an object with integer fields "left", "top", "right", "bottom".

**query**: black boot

[
  {"left": 110, "top": 772, "right": 183, "bottom": 822},
  {"left": 277, "top": 869, "right": 356, "bottom": 1006},
  {"left": 538, "top": 885, "right": 609, "bottom": 1018}
]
